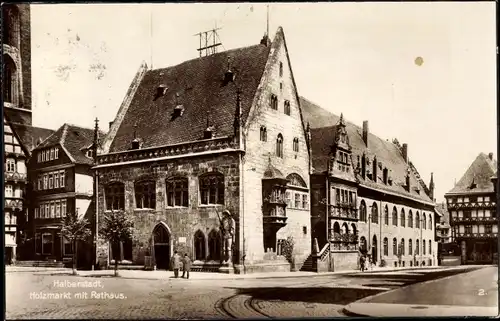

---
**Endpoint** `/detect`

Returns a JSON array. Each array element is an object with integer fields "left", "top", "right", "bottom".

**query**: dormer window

[
  {"left": 86, "top": 149, "right": 93, "bottom": 158},
  {"left": 204, "top": 126, "right": 214, "bottom": 139},
  {"left": 154, "top": 85, "right": 168, "bottom": 100},
  {"left": 131, "top": 139, "right": 140, "bottom": 150},
  {"left": 173, "top": 105, "right": 185, "bottom": 118},
  {"left": 383, "top": 168, "right": 388, "bottom": 184}
]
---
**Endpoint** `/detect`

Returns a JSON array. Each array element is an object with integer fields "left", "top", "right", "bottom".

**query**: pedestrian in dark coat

[
  {"left": 182, "top": 254, "right": 191, "bottom": 279},
  {"left": 171, "top": 251, "right": 182, "bottom": 278}
]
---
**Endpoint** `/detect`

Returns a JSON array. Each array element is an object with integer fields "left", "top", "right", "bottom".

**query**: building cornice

[{"left": 358, "top": 183, "right": 435, "bottom": 207}]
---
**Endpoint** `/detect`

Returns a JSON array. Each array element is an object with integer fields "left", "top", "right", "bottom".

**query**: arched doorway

[
  {"left": 194, "top": 230, "right": 206, "bottom": 261},
  {"left": 153, "top": 223, "right": 170, "bottom": 270},
  {"left": 360, "top": 236, "right": 367, "bottom": 254},
  {"left": 372, "top": 235, "right": 378, "bottom": 264},
  {"left": 208, "top": 229, "right": 221, "bottom": 261}
]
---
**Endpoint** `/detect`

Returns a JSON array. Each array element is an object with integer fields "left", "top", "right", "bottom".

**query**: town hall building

[{"left": 93, "top": 27, "right": 312, "bottom": 273}]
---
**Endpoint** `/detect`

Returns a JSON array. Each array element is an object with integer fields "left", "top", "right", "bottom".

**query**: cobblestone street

[{"left": 5, "top": 266, "right": 484, "bottom": 319}]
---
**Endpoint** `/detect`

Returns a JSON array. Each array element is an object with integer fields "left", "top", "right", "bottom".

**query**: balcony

[
  {"left": 329, "top": 232, "right": 358, "bottom": 243},
  {"left": 4, "top": 171, "right": 27, "bottom": 183},
  {"left": 455, "top": 232, "right": 498, "bottom": 239},
  {"left": 452, "top": 216, "right": 497, "bottom": 224},
  {"left": 328, "top": 204, "right": 357, "bottom": 220}
]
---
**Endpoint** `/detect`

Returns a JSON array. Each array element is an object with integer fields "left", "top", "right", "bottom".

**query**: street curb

[
  {"left": 53, "top": 266, "right": 450, "bottom": 281},
  {"left": 342, "top": 266, "right": 488, "bottom": 317}
]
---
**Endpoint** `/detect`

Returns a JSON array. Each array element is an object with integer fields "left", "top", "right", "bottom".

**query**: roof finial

[{"left": 339, "top": 113, "right": 345, "bottom": 126}]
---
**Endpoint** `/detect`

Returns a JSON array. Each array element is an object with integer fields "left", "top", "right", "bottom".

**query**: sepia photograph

[{"left": 2, "top": 2, "right": 498, "bottom": 319}]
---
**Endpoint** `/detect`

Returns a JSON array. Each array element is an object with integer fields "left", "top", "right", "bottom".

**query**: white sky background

[{"left": 31, "top": 3, "right": 496, "bottom": 203}]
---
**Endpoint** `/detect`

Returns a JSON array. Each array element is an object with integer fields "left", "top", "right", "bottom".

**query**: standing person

[
  {"left": 182, "top": 253, "right": 191, "bottom": 279},
  {"left": 171, "top": 251, "right": 181, "bottom": 278},
  {"left": 360, "top": 254, "right": 366, "bottom": 272}
]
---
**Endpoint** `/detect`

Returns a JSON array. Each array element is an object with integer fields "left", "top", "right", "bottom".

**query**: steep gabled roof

[
  {"left": 447, "top": 153, "right": 497, "bottom": 194},
  {"left": 301, "top": 97, "right": 433, "bottom": 203},
  {"left": 36, "top": 123, "right": 101, "bottom": 165},
  {"left": 8, "top": 123, "right": 55, "bottom": 155},
  {"left": 108, "top": 43, "right": 271, "bottom": 153}
]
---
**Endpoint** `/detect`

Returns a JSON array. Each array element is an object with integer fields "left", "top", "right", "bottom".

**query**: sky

[{"left": 30, "top": 3, "right": 496, "bottom": 203}]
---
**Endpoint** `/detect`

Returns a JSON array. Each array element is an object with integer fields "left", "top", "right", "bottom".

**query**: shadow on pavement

[{"left": 227, "top": 286, "right": 385, "bottom": 305}]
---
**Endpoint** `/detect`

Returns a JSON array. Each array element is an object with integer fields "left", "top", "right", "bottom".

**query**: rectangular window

[
  {"left": 38, "top": 153, "right": 41, "bottom": 163},
  {"left": 40, "top": 204, "right": 45, "bottom": 219},
  {"left": 6, "top": 159, "right": 15, "bottom": 172},
  {"left": 42, "top": 233, "right": 53, "bottom": 255},
  {"left": 5, "top": 185, "right": 13, "bottom": 197},
  {"left": 336, "top": 189, "right": 340, "bottom": 206},
  {"left": 45, "top": 204, "right": 50, "bottom": 219},
  {"left": 286, "top": 191, "right": 292, "bottom": 208},
  {"left": 465, "top": 225, "right": 473, "bottom": 234},
  {"left": 55, "top": 148, "right": 59, "bottom": 159},
  {"left": 48, "top": 173, "right": 54, "bottom": 189},
  {"left": 61, "top": 200, "right": 67, "bottom": 217},
  {"left": 199, "top": 174, "right": 225, "bottom": 205},
  {"left": 60, "top": 171, "right": 65, "bottom": 187},
  {"left": 302, "top": 194, "right": 308, "bottom": 209},
  {"left": 50, "top": 202, "right": 55, "bottom": 218},
  {"left": 55, "top": 201, "right": 61, "bottom": 218},
  {"left": 35, "top": 208, "right": 39, "bottom": 219},
  {"left": 37, "top": 176, "right": 42, "bottom": 190},
  {"left": 135, "top": 181, "right": 156, "bottom": 209},
  {"left": 295, "top": 193, "right": 301, "bottom": 208},
  {"left": 35, "top": 233, "right": 42, "bottom": 254},
  {"left": 50, "top": 148, "right": 54, "bottom": 160},
  {"left": 43, "top": 174, "right": 48, "bottom": 189},
  {"left": 166, "top": 178, "right": 189, "bottom": 207},
  {"left": 54, "top": 172, "right": 59, "bottom": 188},
  {"left": 485, "top": 225, "right": 493, "bottom": 234},
  {"left": 284, "top": 100, "right": 291, "bottom": 116}
]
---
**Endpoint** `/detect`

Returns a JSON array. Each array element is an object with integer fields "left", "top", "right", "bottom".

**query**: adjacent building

[
  {"left": 3, "top": 3, "right": 54, "bottom": 264},
  {"left": 445, "top": 152, "right": 498, "bottom": 265},
  {"left": 435, "top": 202, "right": 452, "bottom": 245},
  {"left": 300, "top": 98, "right": 438, "bottom": 271},
  {"left": 94, "top": 27, "right": 312, "bottom": 273},
  {"left": 27, "top": 123, "right": 100, "bottom": 268}
]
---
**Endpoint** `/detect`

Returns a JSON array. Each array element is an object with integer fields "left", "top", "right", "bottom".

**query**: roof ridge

[{"left": 60, "top": 123, "right": 70, "bottom": 146}]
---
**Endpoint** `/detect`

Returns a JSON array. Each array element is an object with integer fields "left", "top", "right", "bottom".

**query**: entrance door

[
  {"left": 5, "top": 247, "right": 12, "bottom": 265},
  {"left": 372, "top": 235, "right": 378, "bottom": 264},
  {"left": 153, "top": 224, "right": 170, "bottom": 270}
]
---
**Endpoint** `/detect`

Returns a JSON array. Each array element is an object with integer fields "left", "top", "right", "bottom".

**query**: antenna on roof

[{"left": 194, "top": 22, "right": 223, "bottom": 57}]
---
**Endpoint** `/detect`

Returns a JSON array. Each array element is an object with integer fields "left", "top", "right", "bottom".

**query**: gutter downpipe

[{"left": 326, "top": 175, "right": 332, "bottom": 272}]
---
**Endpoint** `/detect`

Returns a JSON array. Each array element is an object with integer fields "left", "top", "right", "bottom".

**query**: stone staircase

[{"left": 299, "top": 253, "right": 315, "bottom": 272}]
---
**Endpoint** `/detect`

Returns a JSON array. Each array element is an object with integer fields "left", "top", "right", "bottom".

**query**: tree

[
  {"left": 61, "top": 211, "right": 92, "bottom": 275},
  {"left": 99, "top": 210, "right": 135, "bottom": 277}
]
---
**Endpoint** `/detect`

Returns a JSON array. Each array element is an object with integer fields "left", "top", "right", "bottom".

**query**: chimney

[
  {"left": 489, "top": 152, "right": 494, "bottom": 160},
  {"left": 372, "top": 156, "right": 378, "bottom": 182},
  {"left": 383, "top": 168, "right": 388, "bottom": 184},
  {"left": 406, "top": 174, "right": 410, "bottom": 191},
  {"left": 362, "top": 121, "right": 369, "bottom": 147},
  {"left": 361, "top": 153, "right": 366, "bottom": 179},
  {"left": 402, "top": 143, "right": 408, "bottom": 163}
]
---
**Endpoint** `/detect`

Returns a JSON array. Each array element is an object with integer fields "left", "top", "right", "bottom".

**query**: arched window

[
  {"left": 401, "top": 238, "right": 405, "bottom": 255},
  {"left": 293, "top": 137, "right": 299, "bottom": 152},
  {"left": 384, "top": 205, "right": 389, "bottom": 225},
  {"left": 416, "top": 239, "right": 420, "bottom": 255},
  {"left": 383, "top": 237, "right": 388, "bottom": 256},
  {"left": 409, "top": 239, "right": 413, "bottom": 256},
  {"left": 351, "top": 223, "right": 357, "bottom": 236},
  {"left": 199, "top": 172, "right": 225, "bottom": 205},
  {"left": 359, "top": 200, "right": 367, "bottom": 222},
  {"left": 408, "top": 210, "right": 413, "bottom": 228},
  {"left": 270, "top": 94, "right": 278, "bottom": 110},
  {"left": 422, "top": 213, "right": 427, "bottom": 229},
  {"left": 371, "top": 202, "right": 378, "bottom": 224},
  {"left": 416, "top": 212, "right": 420, "bottom": 228},
  {"left": 166, "top": 177, "right": 188, "bottom": 207},
  {"left": 286, "top": 173, "right": 307, "bottom": 188},
  {"left": 284, "top": 100, "right": 291, "bottom": 116},
  {"left": 392, "top": 207, "right": 398, "bottom": 226},
  {"left": 135, "top": 180, "right": 156, "bottom": 209},
  {"left": 260, "top": 126, "right": 267, "bottom": 142},
  {"left": 341, "top": 222, "right": 349, "bottom": 234},
  {"left": 429, "top": 240, "right": 432, "bottom": 254},
  {"left": 2, "top": 54, "right": 18, "bottom": 104},
  {"left": 400, "top": 209, "right": 406, "bottom": 227},
  {"left": 333, "top": 222, "right": 340, "bottom": 234},
  {"left": 276, "top": 134, "right": 284, "bottom": 158},
  {"left": 105, "top": 182, "right": 125, "bottom": 211},
  {"left": 429, "top": 215, "right": 432, "bottom": 230},
  {"left": 194, "top": 230, "right": 206, "bottom": 261},
  {"left": 208, "top": 229, "right": 221, "bottom": 261},
  {"left": 393, "top": 238, "right": 397, "bottom": 256},
  {"left": 423, "top": 239, "right": 426, "bottom": 255}
]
